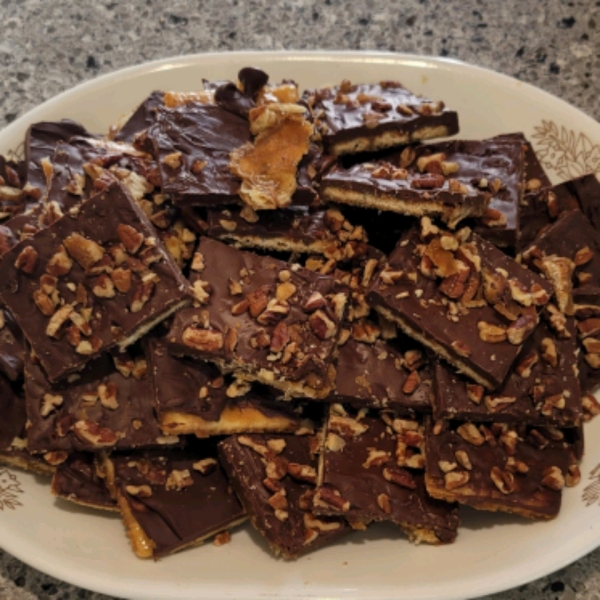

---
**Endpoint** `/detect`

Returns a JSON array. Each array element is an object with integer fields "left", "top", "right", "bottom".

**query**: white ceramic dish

[{"left": 1, "top": 51, "right": 600, "bottom": 600}]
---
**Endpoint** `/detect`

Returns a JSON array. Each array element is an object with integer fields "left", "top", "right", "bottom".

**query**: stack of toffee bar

[{"left": 0, "top": 66, "right": 597, "bottom": 560}]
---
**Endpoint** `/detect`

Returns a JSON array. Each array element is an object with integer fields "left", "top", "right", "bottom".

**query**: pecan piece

[
  {"left": 490, "top": 466, "right": 515, "bottom": 494},
  {"left": 182, "top": 327, "right": 223, "bottom": 352},
  {"left": 63, "top": 233, "right": 105, "bottom": 269},
  {"left": 14, "top": 246, "right": 38, "bottom": 273},
  {"left": 477, "top": 321, "right": 507, "bottom": 343},
  {"left": 72, "top": 420, "right": 119, "bottom": 447}
]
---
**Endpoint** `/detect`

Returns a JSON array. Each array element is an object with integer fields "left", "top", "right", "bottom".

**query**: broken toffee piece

[
  {"left": 103, "top": 443, "right": 246, "bottom": 559},
  {"left": 113, "top": 91, "right": 164, "bottom": 143},
  {"left": 0, "top": 308, "right": 25, "bottom": 382},
  {"left": 518, "top": 175, "right": 600, "bottom": 251},
  {"left": 523, "top": 209, "right": 600, "bottom": 292},
  {"left": 314, "top": 406, "right": 458, "bottom": 543},
  {"left": 219, "top": 432, "right": 349, "bottom": 558},
  {"left": 320, "top": 153, "right": 490, "bottom": 229},
  {"left": 148, "top": 103, "right": 251, "bottom": 208},
  {"left": 331, "top": 337, "right": 433, "bottom": 414},
  {"left": 573, "top": 286, "right": 600, "bottom": 394},
  {"left": 0, "top": 372, "right": 55, "bottom": 475},
  {"left": 26, "top": 120, "right": 92, "bottom": 195},
  {"left": 51, "top": 452, "right": 117, "bottom": 511},
  {"left": 433, "top": 313, "right": 581, "bottom": 426},
  {"left": 416, "top": 138, "right": 524, "bottom": 248},
  {"left": 168, "top": 237, "right": 348, "bottom": 399},
  {"left": 148, "top": 337, "right": 300, "bottom": 437},
  {"left": 0, "top": 181, "right": 191, "bottom": 381},
  {"left": 424, "top": 418, "right": 580, "bottom": 519},
  {"left": 25, "top": 345, "right": 167, "bottom": 454},
  {"left": 304, "top": 79, "right": 459, "bottom": 156},
  {"left": 207, "top": 206, "right": 368, "bottom": 261},
  {"left": 366, "top": 221, "right": 552, "bottom": 390}
]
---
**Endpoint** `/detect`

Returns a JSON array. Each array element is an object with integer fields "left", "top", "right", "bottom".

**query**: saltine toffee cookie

[
  {"left": 320, "top": 148, "right": 490, "bottom": 229},
  {"left": 207, "top": 205, "right": 368, "bottom": 261},
  {"left": 218, "top": 431, "right": 350, "bottom": 558},
  {"left": 0, "top": 180, "right": 191, "bottom": 382},
  {"left": 24, "top": 343, "right": 172, "bottom": 454},
  {"left": 148, "top": 337, "right": 301, "bottom": 438},
  {"left": 0, "top": 308, "right": 25, "bottom": 382},
  {"left": 112, "top": 91, "right": 164, "bottom": 143},
  {"left": 433, "top": 311, "right": 581, "bottom": 426},
  {"left": 366, "top": 218, "right": 552, "bottom": 390},
  {"left": 412, "top": 138, "right": 525, "bottom": 248},
  {"left": 522, "top": 209, "right": 600, "bottom": 292},
  {"left": 424, "top": 418, "right": 581, "bottom": 519},
  {"left": 303, "top": 79, "right": 459, "bottom": 156},
  {"left": 572, "top": 286, "right": 600, "bottom": 394},
  {"left": 313, "top": 405, "right": 458, "bottom": 543},
  {"left": 518, "top": 175, "right": 600, "bottom": 251},
  {"left": 101, "top": 442, "right": 246, "bottom": 559},
  {"left": 148, "top": 101, "right": 251, "bottom": 208},
  {"left": 51, "top": 452, "right": 117, "bottom": 511},
  {"left": 0, "top": 372, "right": 56, "bottom": 476},
  {"left": 330, "top": 333, "right": 433, "bottom": 415},
  {"left": 25, "top": 119, "right": 92, "bottom": 196},
  {"left": 0, "top": 155, "right": 38, "bottom": 224},
  {"left": 167, "top": 237, "right": 348, "bottom": 399}
]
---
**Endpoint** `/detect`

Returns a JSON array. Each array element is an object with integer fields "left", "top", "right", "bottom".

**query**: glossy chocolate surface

[
  {"left": 0, "top": 181, "right": 190, "bottom": 381},
  {"left": 317, "top": 409, "right": 458, "bottom": 541},
  {"left": 148, "top": 104, "right": 250, "bottom": 207},
  {"left": 112, "top": 442, "right": 245, "bottom": 558},
  {"left": 219, "top": 433, "right": 348, "bottom": 557}
]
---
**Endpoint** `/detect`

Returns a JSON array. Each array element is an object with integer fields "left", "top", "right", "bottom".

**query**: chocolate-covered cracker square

[
  {"left": 0, "top": 372, "right": 55, "bottom": 475},
  {"left": 148, "top": 337, "right": 300, "bottom": 438},
  {"left": 25, "top": 343, "right": 169, "bottom": 454},
  {"left": 519, "top": 176, "right": 600, "bottom": 251},
  {"left": 26, "top": 120, "right": 92, "bottom": 195},
  {"left": 424, "top": 418, "right": 580, "bottom": 519},
  {"left": 0, "top": 180, "right": 191, "bottom": 381},
  {"left": 313, "top": 406, "right": 458, "bottom": 543},
  {"left": 366, "top": 220, "right": 552, "bottom": 390},
  {"left": 219, "top": 432, "right": 349, "bottom": 558},
  {"left": 304, "top": 79, "right": 459, "bottom": 156},
  {"left": 51, "top": 452, "right": 117, "bottom": 511},
  {"left": 207, "top": 205, "right": 368, "bottom": 261},
  {"left": 433, "top": 311, "right": 581, "bottom": 426},
  {"left": 320, "top": 151, "right": 490, "bottom": 229},
  {"left": 167, "top": 237, "right": 348, "bottom": 399},
  {"left": 148, "top": 104, "right": 250, "bottom": 207},
  {"left": 573, "top": 286, "right": 600, "bottom": 394},
  {"left": 330, "top": 335, "right": 433, "bottom": 415},
  {"left": 103, "top": 443, "right": 246, "bottom": 558}
]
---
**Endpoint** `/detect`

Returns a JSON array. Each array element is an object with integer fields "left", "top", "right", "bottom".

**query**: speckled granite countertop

[{"left": 0, "top": 0, "right": 599, "bottom": 598}]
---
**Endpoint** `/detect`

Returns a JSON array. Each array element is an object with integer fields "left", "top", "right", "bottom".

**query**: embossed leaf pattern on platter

[
  {"left": 0, "top": 469, "right": 24, "bottom": 510},
  {"left": 532, "top": 120, "right": 600, "bottom": 180}
]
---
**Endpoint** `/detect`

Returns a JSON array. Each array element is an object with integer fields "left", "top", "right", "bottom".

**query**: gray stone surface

[{"left": 0, "top": 0, "right": 599, "bottom": 598}]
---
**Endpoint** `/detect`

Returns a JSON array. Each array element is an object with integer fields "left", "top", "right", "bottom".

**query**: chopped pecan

[
  {"left": 541, "top": 466, "right": 565, "bottom": 491},
  {"left": 466, "top": 384, "right": 484, "bottom": 404},
  {"left": 573, "top": 246, "right": 594, "bottom": 266},
  {"left": 246, "top": 287, "right": 269, "bottom": 318},
  {"left": 14, "top": 246, "right": 38, "bottom": 273},
  {"left": 540, "top": 337, "right": 558, "bottom": 367},
  {"left": 165, "top": 469, "right": 193, "bottom": 491},
  {"left": 314, "top": 487, "right": 350, "bottom": 512},
  {"left": 63, "top": 233, "right": 105, "bottom": 269},
  {"left": 117, "top": 224, "right": 144, "bottom": 255},
  {"left": 566, "top": 464, "right": 581, "bottom": 487},
  {"left": 181, "top": 327, "right": 224, "bottom": 352},
  {"left": 98, "top": 381, "right": 119, "bottom": 410},
  {"left": 456, "top": 423, "right": 485, "bottom": 446},
  {"left": 538, "top": 256, "right": 574, "bottom": 316},
  {"left": 92, "top": 274, "right": 116, "bottom": 298},
  {"left": 490, "top": 466, "right": 515, "bottom": 494},
  {"left": 402, "top": 370, "right": 420, "bottom": 394},
  {"left": 309, "top": 310, "right": 337, "bottom": 340},
  {"left": 72, "top": 420, "right": 119, "bottom": 447},
  {"left": 444, "top": 471, "right": 470, "bottom": 489},
  {"left": 287, "top": 463, "right": 317, "bottom": 484},
  {"left": 383, "top": 466, "right": 416, "bottom": 489},
  {"left": 506, "top": 313, "right": 537, "bottom": 345},
  {"left": 125, "top": 485, "right": 152, "bottom": 498},
  {"left": 454, "top": 450, "right": 472, "bottom": 470},
  {"left": 40, "top": 393, "right": 64, "bottom": 417},
  {"left": 515, "top": 352, "right": 538, "bottom": 377},
  {"left": 110, "top": 267, "right": 132, "bottom": 293},
  {"left": 477, "top": 321, "right": 507, "bottom": 343},
  {"left": 45, "top": 304, "right": 74, "bottom": 338}
]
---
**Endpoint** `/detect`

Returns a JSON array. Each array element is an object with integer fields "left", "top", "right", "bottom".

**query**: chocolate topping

[
  {"left": 148, "top": 104, "right": 250, "bottom": 207},
  {"left": 0, "top": 180, "right": 191, "bottom": 381},
  {"left": 219, "top": 432, "right": 349, "bottom": 557},
  {"left": 114, "top": 91, "right": 164, "bottom": 143}
]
